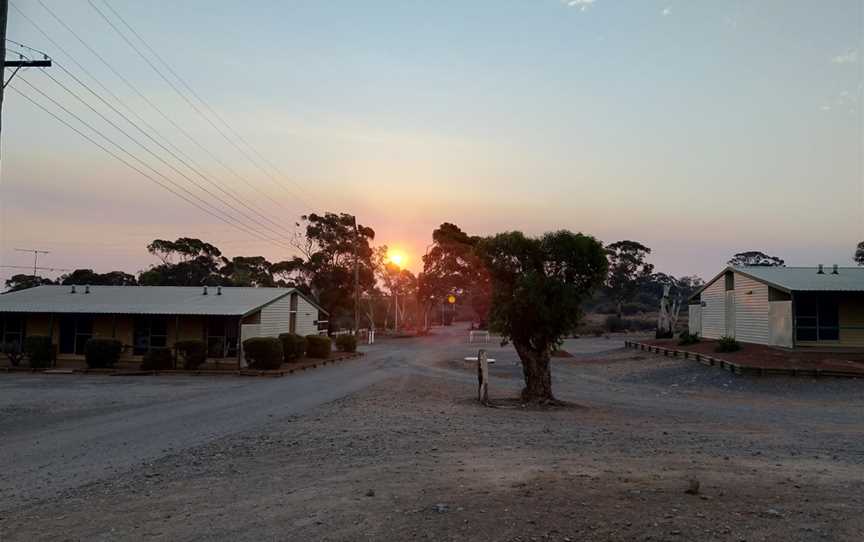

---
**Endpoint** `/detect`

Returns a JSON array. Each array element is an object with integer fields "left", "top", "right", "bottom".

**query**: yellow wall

[{"left": 838, "top": 295, "right": 864, "bottom": 348}]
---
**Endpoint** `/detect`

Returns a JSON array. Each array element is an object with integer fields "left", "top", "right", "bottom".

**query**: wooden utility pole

[{"left": 0, "top": 0, "right": 52, "bottom": 153}]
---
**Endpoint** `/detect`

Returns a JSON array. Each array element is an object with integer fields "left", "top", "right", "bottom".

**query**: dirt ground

[{"left": 2, "top": 346, "right": 863, "bottom": 542}]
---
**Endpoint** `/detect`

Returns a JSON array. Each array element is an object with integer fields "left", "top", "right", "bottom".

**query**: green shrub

[
  {"left": 621, "top": 303, "right": 646, "bottom": 316},
  {"left": 716, "top": 336, "right": 741, "bottom": 353},
  {"left": 175, "top": 339, "right": 207, "bottom": 370},
  {"left": 655, "top": 328, "right": 674, "bottom": 339},
  {"left": 604, "top": 315, "right": 624, "bottom": 332},
  {"left": 305, "top": 335, "right": 332, "bottom": 359},
  {"left": 141, "top": 347, "right": 175, "bottom": 370},
  {"left": 0, "top": 342, "right": 24, "bottom": 367},
  {"left": 334, "top": 334, "right": 357, "bottom": 353},
  {"left": 278, "top": 333, "right": 306, "bottom": 362},
  {"left": 84, "top": 338, "right": 123, "bottom": 368},
  {"left": 678, "top": 332, "right": 700, "bottom": 346},
  {"left": 24, "top": 336, "right": 54, "bottom": 368},
  {"left": 243, "top": 337, "right": 283, "bottom": 370}
]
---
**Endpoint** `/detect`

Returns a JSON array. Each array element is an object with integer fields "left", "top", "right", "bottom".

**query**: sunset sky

[{"left": 1, "top": 0, "right": 862, "bottom": 285}]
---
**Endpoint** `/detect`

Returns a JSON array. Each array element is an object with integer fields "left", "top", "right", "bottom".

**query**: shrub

[
  {"left": 243, "top": 337, "right": 283, "bottom": 370},
  {"left": 175, "top": 340, "right": 207, "bottom": 370},
  {"left": 621, "top": 303, "right": 645, "bottom": 316},
  {"left": 655, "top": 328, "right": 674, "bottom": 339},
  {"left": 278, "top": 333, "right": 306, "bottom": 362},
  {"left": 24, "top": 336, "right": 54, "bottom": 368},
  {"left": 141, "top": 347, "right": 174, "bottom": 370},
  {"left": 678, "top": 332, "right": 700, "bottom": 346},
  {"left": 0, "top": 342, "right": 25, "bottom": 367},
  {"left": 305, "top": 335, "right": 332, "bottom": 359},
  {"left": 334, "top": 334, "right": 357, "bottom": 353},
  {"left": 716, "top": 336, "right": 741, "bottom": 353},
  {"left": 84, "top": 338, "right": 123, "bottom": 368}
]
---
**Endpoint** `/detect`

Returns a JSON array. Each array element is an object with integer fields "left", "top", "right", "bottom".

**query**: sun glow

[{"left": 387, "top": 250, "right": 406, "bottom": 267}]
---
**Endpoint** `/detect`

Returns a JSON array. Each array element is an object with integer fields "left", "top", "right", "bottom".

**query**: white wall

[
  {"left": 700, "top": 278, "right": 726, "bottom": 339},
  {"left": 768, "top": 300, "right": 793, "bottom": 347},
  {"left": 733, "top": 274, "right": 770, "bottom": 345},
  {"left": 293, "top": 296, "right": 320, "bottom": 336},
  {"left": 258, "top": 294, "right": 292, "bottom": 337},
  {"left": 688, "top": 304, "right": 702, "bottom": 335}
]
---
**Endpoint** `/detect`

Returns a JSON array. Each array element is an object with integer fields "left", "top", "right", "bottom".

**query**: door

[{"left": 725, "top": 291, "right": 735, "bottom": 337}]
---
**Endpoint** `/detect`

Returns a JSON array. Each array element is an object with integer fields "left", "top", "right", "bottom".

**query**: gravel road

[{"left": 2, "top": 325, "right": 863, "bottom": 541}]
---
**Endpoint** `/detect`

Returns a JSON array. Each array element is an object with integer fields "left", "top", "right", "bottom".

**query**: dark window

[
  {"left": 725, "top": 272, "right": 734, "bottom": 291},
  {"left": 795, "top": 294, "right": 839, "bottom": 342},
  {"left": 133, "top": 317, "right": 169, "bottom": 355},
  {"left": 59, "top": 315, "right": 93, "bottom": 355},
  {"left": 206, "top": 317, "right": 239, "bottom": 358},
  {"left": 289, "top": 293, "right": 298, "bottom": 333},
  {"left": 0, "top": 315, "right": 25, "bottom": 350}
]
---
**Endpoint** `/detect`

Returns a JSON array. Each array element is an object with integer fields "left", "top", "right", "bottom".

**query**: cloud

[
  {"left": 662, "top": 6, "right": 671, "bottom": 16},
  {"left": 831, "top": 50, "right": 858, "bottom": 64},
  {"left": 564, "top": 0, "right": 596, "bottom": 12}
]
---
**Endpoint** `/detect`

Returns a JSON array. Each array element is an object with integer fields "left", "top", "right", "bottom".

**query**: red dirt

[{"left": 644, "top": 338, "right": 864, "bottom": 375}]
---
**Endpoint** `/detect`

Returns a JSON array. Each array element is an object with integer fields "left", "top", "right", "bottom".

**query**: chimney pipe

[
  {"left": 832, "top": 264, "right": 839, "bottom": 275},
  {"left": 217, "top": 286, "right": 222, "bottom": 295},
  {"left": 85, "top": 285, "right": 90, "bottom": 294},
  {"left": 203, "top": 286, "right": 208, "bottom": 295},
  {"left": 70, "top": 285, "right": 76, "bottom": 294},
  {"left": 817, "top": 264, "right": 824, "bottom": 274}
]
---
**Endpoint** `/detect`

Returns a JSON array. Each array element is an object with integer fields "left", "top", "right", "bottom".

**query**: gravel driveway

[{"left": 2, "top": 325, "right": 863, "bottom": 541}]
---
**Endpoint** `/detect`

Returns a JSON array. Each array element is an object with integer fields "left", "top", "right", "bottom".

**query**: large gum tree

[{"left": 477, "top": 230, "right": 608, "bottom": 404}]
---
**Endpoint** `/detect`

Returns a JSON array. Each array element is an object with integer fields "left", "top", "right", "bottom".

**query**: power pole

[
  {"left": 15, "top": 248, "right": 50, "bottom": 278},
  {"left": 1, "top": 0, "right": 53, "bottom": 152},
  {"left": 352, "top": 215, "right": 360, "bottom": 334}
]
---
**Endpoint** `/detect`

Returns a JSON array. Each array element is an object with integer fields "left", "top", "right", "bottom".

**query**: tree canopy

[
  {"left": 728, "top": 251, "right": 785, "bottom": 267},
  {"left": 605, "top": 240, "right": 654, "bottom": 317},
  {"left": 477, "top": 230, "right": 607, "bottom": 403},
  {"left": 855, "top": 242, "right": 864, "bottom": 266}
]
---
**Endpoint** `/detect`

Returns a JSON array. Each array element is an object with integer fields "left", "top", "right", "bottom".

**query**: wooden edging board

[{"left": 623, "top": 341, "right": 863, "bottom": 379}]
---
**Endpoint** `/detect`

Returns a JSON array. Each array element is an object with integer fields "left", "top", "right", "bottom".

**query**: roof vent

[
  {"left": 217, "top": 286, "right": 222, "bottom": 295},
  {"left": 203, "top": 286, "right": 208, "bottom": 295},
  {"left": 832, "top": 264, "right": 839, "bottom": 275},
  {"left": 84, "top": 285, "right": 90, "bottom": 294},
  {"left": 817, "top": 264, "right": 824, "bottom": 274},
  {"left": 70, "top": 285, "right": 76, "bottom": 294}
]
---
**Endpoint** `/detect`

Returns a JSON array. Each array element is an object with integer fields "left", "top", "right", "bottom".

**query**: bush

[
  {"left": 141, "top": 347, "right": 174, "bottom": 370},
  {"left": 278, "top": 333, "right": 306, "bottom": 362},
  {"left": 334, "top": 334, "right": 357, "bottom": 353},
  {"left": 655, "top": 328, "right": 674, "bottom": 339},
  {"left": 24, "top": 336, "right": 54, "bottom": 368},
  {"left": 621, "top": 303, "right": 646, "bottom": 316},
  {"left": 243, "top": 337, "right": 283, "bottom": 370},
  {"left": 604, "top": 315, "right": 625, "bottom": 332},
  {"left": 305, "top": 335, "right": 332, "bottom": 359},
  {"left": 84, "top": 338, "right": 123, "bottom": 368},
  {"left": 175, "top": 340, "right": 207, "bottom": 370},
  {"left": 716, "top": 336, "right": 741, "bottom": 353},
  {"left": 678, "top": 332, "right": 700, "bottom": 346},
  {"left": 0, "top": 342, "right": 24, "bottom": 367}
]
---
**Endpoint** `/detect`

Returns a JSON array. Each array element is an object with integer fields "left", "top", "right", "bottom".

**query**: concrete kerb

[{"left": 0, "top": 352, "right": 364, "bottom": 378}]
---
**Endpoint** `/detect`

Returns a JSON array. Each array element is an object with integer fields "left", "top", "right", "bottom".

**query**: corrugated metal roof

[
  {"left": 0, "top": 285, "right": 299, "bottom": 315},
  {"left": 733, "top": 266, "right": 864, "bottom": 292}
]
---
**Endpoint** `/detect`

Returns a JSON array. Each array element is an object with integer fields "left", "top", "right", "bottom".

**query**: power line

[
  {"left": 25, "top": 69, "right": 296, "bottom": 249},
  {"left": 14, "top": 1, "right": 297, "bottom": 237},
  {"left": 92, "top": 0, "right": 318, "bottom": 212},
  {"left": 8, "top": 82, "right": 294, "bottom": 251}
]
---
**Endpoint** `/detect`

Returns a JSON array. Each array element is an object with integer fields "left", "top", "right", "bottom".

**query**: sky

[{"left": 1, "top": 0, "right": 862, "bottom": 285}]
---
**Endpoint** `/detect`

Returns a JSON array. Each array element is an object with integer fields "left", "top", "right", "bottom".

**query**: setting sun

[{"left": 387, "top": 250, "right": 406, "bottom": 267}]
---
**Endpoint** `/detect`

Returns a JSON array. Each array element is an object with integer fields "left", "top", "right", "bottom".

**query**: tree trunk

[{"left": 513, "top": 341, "right": 555, "bottom": 403}]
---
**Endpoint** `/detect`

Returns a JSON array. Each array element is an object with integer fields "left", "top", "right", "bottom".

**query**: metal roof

[
  {"left": 693, "top": 266, "right": 864, "bottom": 298},
  {"left": 0, "top": 285, "right": 322, "bottom": 316}
]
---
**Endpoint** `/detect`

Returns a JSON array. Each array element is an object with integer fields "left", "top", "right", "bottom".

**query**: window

[
  {"left": 795, "top": 294, "right": 839, "bottom": 342},
  {"left": 206, "top": 317, "right": 239, "bottom": 358},
  {"left": 289, "top": 293, "right": 298, "bottom": 333},
  {"left": 725, "top": 272, "right": 734, "bottom": 291},
  {"left": 0, "top": 315, "right": 25, "bottom": 350},
  {"left": 133, "top": 317, "right": 169, "bottom": 355},
  {"left": 59, "top": 315, "right": 93, "bottom": 355}
]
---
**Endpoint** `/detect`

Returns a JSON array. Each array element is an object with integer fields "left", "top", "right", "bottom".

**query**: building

[
  {"left": 688, "top": 266, "right": 864, "bottom": 348},
  {"left": 0, "top": 285, "right": 326, "bottom": 366}
]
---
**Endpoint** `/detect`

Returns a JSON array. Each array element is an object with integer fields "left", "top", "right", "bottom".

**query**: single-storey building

[
  {"left": 689, "top": 265, "right": 864, "bottom": 349},
  {"left": 0, "top": 285, "right": 326, "bottom": 366}
]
